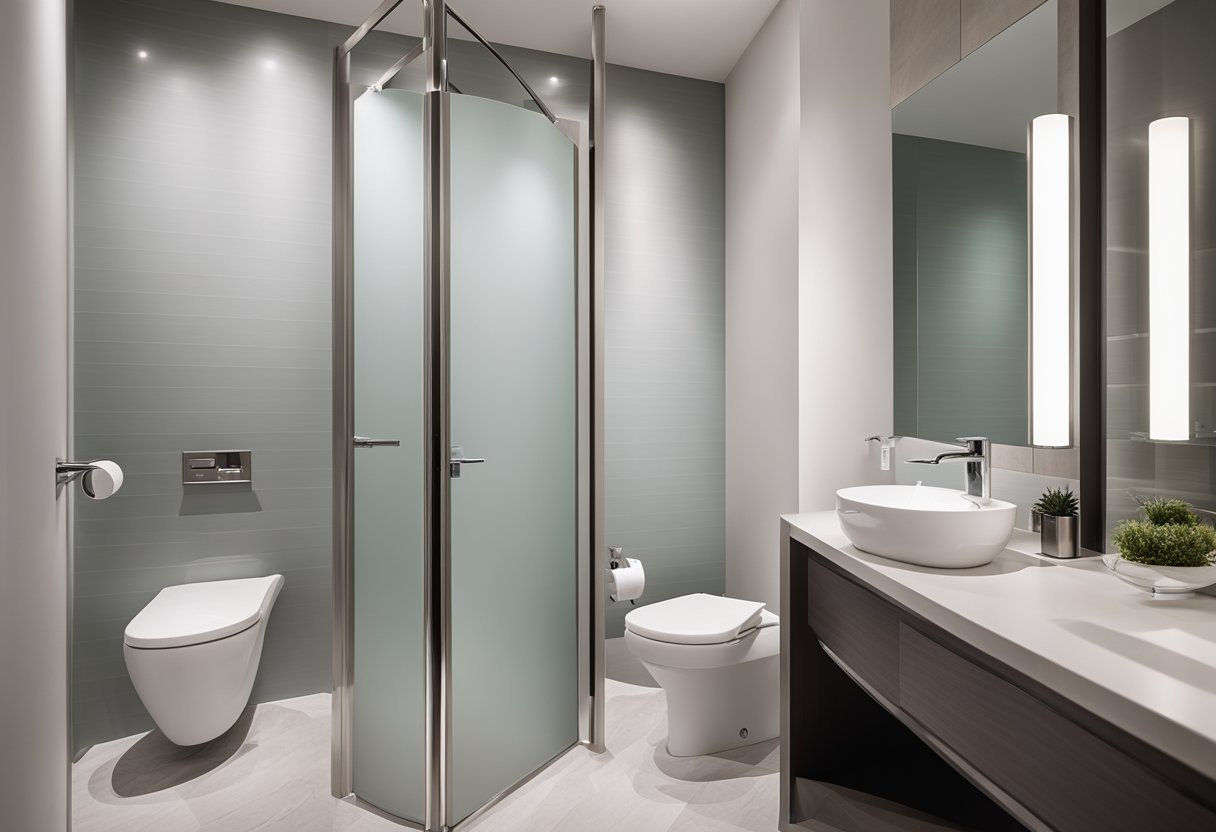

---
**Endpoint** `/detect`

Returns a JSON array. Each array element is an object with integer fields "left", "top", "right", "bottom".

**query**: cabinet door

[{"left": 900, "top": 624, "right": 1216, "bottom": 832}]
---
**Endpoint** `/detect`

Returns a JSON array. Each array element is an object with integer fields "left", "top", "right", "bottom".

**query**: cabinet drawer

[
  {"left": 806, "top": 554, "right": 900, "bottom": 703},
  {"left": 899, "top": 624, "right": 1216, "bottom": 832}
]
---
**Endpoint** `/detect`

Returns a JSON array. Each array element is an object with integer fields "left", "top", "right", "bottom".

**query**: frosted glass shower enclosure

[{"left": 333, "top": 2, "right": 597, "bottom": 830}]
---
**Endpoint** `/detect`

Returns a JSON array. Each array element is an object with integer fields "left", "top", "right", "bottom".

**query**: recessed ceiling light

[
  {"left": 549, "top": 76, "right": 560, "bottom": 84},
  {"left": 137, "top": 50, "right": 148, "bottom": 59}
]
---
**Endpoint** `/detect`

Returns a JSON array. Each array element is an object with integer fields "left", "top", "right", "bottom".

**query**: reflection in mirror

[
  {"left": 1105, "top": 0, "right": 1216, "bottom": 544},
  {"left": 892, "top": 0, "right": 1057, "bottom": 446}
]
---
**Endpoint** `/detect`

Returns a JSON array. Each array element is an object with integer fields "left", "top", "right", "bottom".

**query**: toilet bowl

[
  {"left": 123, "top": 574, "right": 284, "bottom": 746},
  {"left": 624, "top": 593, "right": 779, "bottom": 757}
]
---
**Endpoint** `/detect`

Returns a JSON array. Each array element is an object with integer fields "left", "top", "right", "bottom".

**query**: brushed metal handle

[
  {"left": 354, "top": 436, "right": 401, "bottom": 448},
  {"left": 449, "top": 445, "right": 485, "bottom": 478}
]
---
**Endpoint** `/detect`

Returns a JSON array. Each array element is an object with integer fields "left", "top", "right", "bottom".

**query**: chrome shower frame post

[
  {"left": 421, "top": 1, "right": 450, "bottom": 830},
  {"left": 588, "top": 3, "right": 607, "bottom": 754},
  {"left": 332, "top": 1, "right": 603, "bottom": 827},
  {"left": 330, "top": 43, "right": 355, "bottom": 801}
]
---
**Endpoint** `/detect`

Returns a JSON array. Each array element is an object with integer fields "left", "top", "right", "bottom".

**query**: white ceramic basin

[{"left": 835, "top": 485, "right": 1016, "bottom": 568}]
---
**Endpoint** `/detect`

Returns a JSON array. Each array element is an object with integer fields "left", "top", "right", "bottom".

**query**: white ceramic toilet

[
  {"left": 624, "top": 593, "right": 779, "bottom": 757},
  {"left": 124, "top": 574, "right": 284, "bottom": 746}
]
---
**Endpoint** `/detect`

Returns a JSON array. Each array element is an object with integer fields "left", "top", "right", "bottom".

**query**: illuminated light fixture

[
  {"left": 137, "top": 50, "right": 148, "bottom": 59},
  {"left": 263, "top": 58, "right": 278, "bottom": 70},
  {"left": 1029, "top": 113, "right": 1073, "bottom": 448},
  {"left": 549, "top": 75, "right": 560, "bottom": 84},
  {"left": 1148, "top": 116, "right": 1191, "bottom": 441}
]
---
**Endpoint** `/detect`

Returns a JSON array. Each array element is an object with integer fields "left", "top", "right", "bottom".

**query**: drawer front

[
  {"left": 806, "top": 553, "right": 900, "bottom": 703},
  {"left": 900, "top": 624, "right": 1216, "bottom": 832}
]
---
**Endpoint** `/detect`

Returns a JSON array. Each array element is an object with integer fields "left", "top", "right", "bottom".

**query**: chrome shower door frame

[{"left": 331, "top": 3, "right": 604, "bottom": 829}]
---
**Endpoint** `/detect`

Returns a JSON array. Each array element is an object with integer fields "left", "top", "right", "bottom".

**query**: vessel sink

[{"left": 835, "top": 485, "right": 1016, "bottom": 568}]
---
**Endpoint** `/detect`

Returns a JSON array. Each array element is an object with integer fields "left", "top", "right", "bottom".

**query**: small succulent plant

[
  {"left": 1113, "top": 497, "right": 1216, "bottom": 568},
  {"left": 1032, "top": 487, "right": 1079, "bottom": 518}
]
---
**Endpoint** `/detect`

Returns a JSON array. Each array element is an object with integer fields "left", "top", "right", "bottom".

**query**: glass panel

[
  {"left": 351, "top": 88, "right": 426, "bottom": 823},
  {"left": 448, "top": 93, "right": 578, "bottom": 824}
]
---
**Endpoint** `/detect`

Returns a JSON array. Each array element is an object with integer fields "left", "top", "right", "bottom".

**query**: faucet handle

[{"left": 955, "top": 436, "right": 989, "bottom": 453}]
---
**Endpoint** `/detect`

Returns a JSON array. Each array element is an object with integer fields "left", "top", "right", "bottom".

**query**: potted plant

[
  {"left": 1032, "top": 487, "right": 1079, "bottom": 558},
  {"left": 1104, "top": 498, "right": 1216, "bottom": 599}
]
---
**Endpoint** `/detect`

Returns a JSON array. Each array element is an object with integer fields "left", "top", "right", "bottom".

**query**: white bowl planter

[{"left": 1101, "top": 554, "right": 1216, "bottom": 600}]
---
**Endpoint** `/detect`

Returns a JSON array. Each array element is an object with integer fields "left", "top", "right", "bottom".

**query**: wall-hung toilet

[
  {"left": 624, "top": 593, "right": 779, "bottom": 757},
  {"left": 124, "top": 574, "right": 284, "bottom": 746}
]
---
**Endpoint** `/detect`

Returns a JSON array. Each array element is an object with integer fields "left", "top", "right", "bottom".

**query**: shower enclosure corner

[{"left": 331, "top": 2, "right": 602, "bottom": 829}]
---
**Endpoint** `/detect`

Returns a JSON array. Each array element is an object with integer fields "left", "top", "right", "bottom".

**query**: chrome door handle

[
  {"left": 449, "top": 445, "right": 485, "bottom": 478},
  {"left": 354, "top": 436, "right": 401, "bottom": 448}
]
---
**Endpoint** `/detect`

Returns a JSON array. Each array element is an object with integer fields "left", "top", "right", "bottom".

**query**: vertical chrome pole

[
  {"left": 422, "top": 1, "right": 450, "bottom": 829},
  {"left": 331, "top": 45, "right": 355, "bottom": 800},
  {"left": 588, "top": 4, "right": 607, "bottom": 754}
]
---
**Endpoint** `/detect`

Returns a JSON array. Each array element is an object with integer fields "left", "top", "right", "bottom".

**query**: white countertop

[{"left": 785, "top": 510, "right": 1216, "bottom": 782}]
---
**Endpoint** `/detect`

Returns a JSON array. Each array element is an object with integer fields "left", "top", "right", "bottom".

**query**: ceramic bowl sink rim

[{"left": 836, "top": 484, "right": 1016, "bottom": 514}]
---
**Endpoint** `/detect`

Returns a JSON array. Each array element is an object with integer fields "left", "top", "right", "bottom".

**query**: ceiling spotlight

[
  {"left": 549, "top": 76, "right": 560, "bottom": 84},
  {"left": 137, "top": 50, "right": 148, "bottom": 59},
  {"left": 264, "top": 58, "right": 278, "bottom": 70}
]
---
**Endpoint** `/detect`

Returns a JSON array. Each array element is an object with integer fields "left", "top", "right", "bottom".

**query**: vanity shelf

[{"left": 781, "top": 512, "right": 1216, "bottom": 832}]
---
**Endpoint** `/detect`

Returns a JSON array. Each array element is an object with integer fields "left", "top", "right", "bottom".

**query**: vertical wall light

[
  {"left": 1148, "top": 116, "right": 1191, "bottom": 441},
  {"left": 1029, "top": 113, "right": 1073, "bottom": 448}
]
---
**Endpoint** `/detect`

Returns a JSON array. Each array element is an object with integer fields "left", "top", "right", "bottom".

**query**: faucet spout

[{"left": 905, "top": 437, "right": 991, "bottom": 502}]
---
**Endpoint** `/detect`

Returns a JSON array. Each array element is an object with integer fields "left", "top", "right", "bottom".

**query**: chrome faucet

[{"left": 907, "top": 437, "right": 991, "bottom": 503}]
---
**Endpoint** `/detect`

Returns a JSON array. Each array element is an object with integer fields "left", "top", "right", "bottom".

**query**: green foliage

[
  {"left": 1137, "top": 497, "right": 1199, "bottom": 527},
  {"left": 1032, "top": 487, "right": 1079, "bottom": 518},
  {"left": 1112, "top": 520, "right": 1216, "bottom": 568}
]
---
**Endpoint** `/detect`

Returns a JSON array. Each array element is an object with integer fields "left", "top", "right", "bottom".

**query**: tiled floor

[{"left": 73, "top": 641, "right": 949, "bottom": 832}]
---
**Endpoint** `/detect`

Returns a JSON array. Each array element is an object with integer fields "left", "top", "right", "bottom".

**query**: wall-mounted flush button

[{"left": 182, "top": 450, "right": 252, "bottom": 485}]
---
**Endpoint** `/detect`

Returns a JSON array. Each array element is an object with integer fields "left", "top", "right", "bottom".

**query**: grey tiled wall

[
  {"left": 1106, "top": 0, "right": 1216, "bottom": 544},
  {"left": 72, "top": 0, "right": 726, "bottom": 745},
  {"left": 72, "top": 0, "right": 338, "bottom": 752}
]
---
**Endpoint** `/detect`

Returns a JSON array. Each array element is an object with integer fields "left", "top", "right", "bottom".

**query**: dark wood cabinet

[{"left": 783, "top": 536, "right": 1216, "bottom": 832}]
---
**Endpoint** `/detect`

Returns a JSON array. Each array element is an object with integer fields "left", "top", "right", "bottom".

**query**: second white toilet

[
  {"left": 124, "top": 574, "right": 284, "bottom": 746},
  {"left": 624, "top": 593, "right": 780, "bottom": 757}
]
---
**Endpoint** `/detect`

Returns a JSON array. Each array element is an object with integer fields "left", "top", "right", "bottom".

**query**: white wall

[
  {"left": 0, "top": 0, "right": 70, "bottom": 828},
  {"left": 724, "top": 0, "right": 800, "bottom": 613},
  {"left": 724, "top": 0, "right": 893, "bottom": 612},
  {"left": 797, "top": 0, "right": 893, "bottom": 511}
]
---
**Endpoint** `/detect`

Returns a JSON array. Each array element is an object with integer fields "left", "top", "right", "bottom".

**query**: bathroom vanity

[{"left": 779, "top": 512, "right": 1216, "bottom": 832}]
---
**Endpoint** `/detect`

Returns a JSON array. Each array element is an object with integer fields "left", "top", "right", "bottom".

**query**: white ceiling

[{"left": 215, "top": 0, "right": 781, "bottom": 82}]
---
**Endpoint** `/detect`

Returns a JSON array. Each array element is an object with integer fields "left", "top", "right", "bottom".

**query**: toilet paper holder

[{"left": 56, "top": 458, "right": 101, "bottom": 486}]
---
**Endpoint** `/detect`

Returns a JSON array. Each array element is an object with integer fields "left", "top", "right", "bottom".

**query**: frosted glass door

[
  {"left": 448, "top": 94, "right": 578, "bottom": 824},
  {"left": 351, "top": 89, "right": 426, "bottom": 824}
]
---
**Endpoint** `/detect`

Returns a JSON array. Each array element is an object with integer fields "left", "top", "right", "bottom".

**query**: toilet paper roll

[
  {"left": 607, "top": 558, "right": 644, "bottom": 602},
  {"left": 83, "top": 460, "right": 124, "bottom": 500}
]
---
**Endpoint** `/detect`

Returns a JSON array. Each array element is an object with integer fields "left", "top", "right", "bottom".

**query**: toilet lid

[
  {"left": 124, "top": 575, "right": 284, "bottom": 649},
  {"left": 624, "top": 593, "right": 767, "bottom": 645}
]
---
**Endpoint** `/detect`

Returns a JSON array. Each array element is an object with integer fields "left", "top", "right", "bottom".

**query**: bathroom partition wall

[{"left": 335, "top": 3, "right": 595, "bottom": 829}]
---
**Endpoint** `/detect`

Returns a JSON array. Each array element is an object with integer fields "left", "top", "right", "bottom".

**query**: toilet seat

[
  {"left": 125, "top": 575, "right": 283, "bottom": 649},
  {"left": 624, "top": 593, "right": 770, "bottom": 645}
]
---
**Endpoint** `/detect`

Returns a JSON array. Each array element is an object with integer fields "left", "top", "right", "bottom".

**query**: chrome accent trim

[
  {"left": 331, "top": 45, "right": 356, "bottom": 800},
  {"left": 587, "top": 3, "right": 607, "bottom": 754},
  {"left": 55, "top": 460, "right": 98, "bottom": 487},
  {"left": 339, "top": 0, "right": 407, "bottom": 57},
  {"left": 422, "top": 4, "right": 449, "bottom": 829},
  {"left": 372, "top": 41, "right": 426, "bottom": 92},
  {"left": 445, "top": 4, "right": 557, "bottom": 124}
]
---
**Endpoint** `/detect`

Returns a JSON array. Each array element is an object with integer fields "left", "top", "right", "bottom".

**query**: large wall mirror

[
  {"left": 892, "top": 0, "right": 1057, "bottom": 447},
  {"left": 1106, "top": 0, "right": 1216, "bottom": 542}
]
